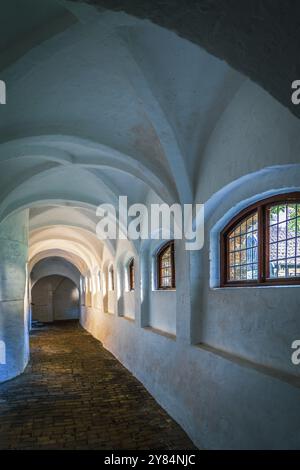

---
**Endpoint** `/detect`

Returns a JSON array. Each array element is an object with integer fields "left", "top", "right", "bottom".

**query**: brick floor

[{"left": 0, "top": 321, "right": 196, "bottom": 450}]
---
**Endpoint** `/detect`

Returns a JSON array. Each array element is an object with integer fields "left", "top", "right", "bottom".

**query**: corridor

[
  {"left": 0, "top": 322, "right": 195, "bottom": 450},
  {"left": 1, "top": 0, "right": 300, "bottom": 450}
]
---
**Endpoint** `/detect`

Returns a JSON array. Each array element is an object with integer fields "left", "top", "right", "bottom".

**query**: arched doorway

[{"left": 31, "top": 275, "right": 80, "bottom": 323}]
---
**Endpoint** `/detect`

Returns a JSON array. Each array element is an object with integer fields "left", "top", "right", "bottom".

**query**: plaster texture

[
  {"left": 0, "top": 210, "right": 29, "bottom": 382},
  {"left": 69, "top": 0, "right": 300, "bottom": 119}
]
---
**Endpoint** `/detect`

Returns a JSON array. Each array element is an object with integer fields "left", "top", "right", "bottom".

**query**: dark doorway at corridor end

[{"left": 31, "top": 275, "right": 80, "bottom": 324}]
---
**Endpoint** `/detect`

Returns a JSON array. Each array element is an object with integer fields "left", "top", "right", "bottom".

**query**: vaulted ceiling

[
  {"left": 1, "top": 0, "right": 299, "bottom": 272},
  {"left": 68, "top": 0, "right": 300, "bottom": 119},
  {"left": 0, "top": 0, "right": 245, "bottom": 213}
]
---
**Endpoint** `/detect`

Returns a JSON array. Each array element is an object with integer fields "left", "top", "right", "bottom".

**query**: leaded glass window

[
  {"left": 221, "top": 194, "right": 300, "bottom": 286},
  {"left": 157, "top": 241, "right": 175, "bottom": 289}
]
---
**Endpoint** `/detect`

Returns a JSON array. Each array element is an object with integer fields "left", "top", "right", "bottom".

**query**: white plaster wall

[
  {"left": 81, "top": 86, "right": 300, "bottom": 449},
  {"left": 107, "top": 291, "right": 115, "bottom": 314},
  {"left": 123, "top": 291, "right": 135, "bottom": 320},
  {"left": 31, "top": 257, "right": 81, "bottom": 288},
  {"left": 32, "top": 282, "right": 53, "bottom": 322},
  {"left": 0, "top": 210, "right": 29, "bottom": 383},
  {"left": 81, "top": 301, "right": 300, "bottom": 450},
  {"left": 149, "top": 291, "right": 176, "bottom": 335},
  {"left": 115, "top": 243, "right": 137, "bottom": 320},
  {"left": 195, "top": 80, "right": 300, "bottom": 203},
  {"left": 191, "top": 81, "right": 300, "bottom": 376},
  {"left": 53, "top": 277, "right": 79, "bottom": 321}
]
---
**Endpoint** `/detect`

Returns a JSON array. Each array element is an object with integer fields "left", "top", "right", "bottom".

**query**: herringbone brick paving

[{"left": 0, "top": 321, "right": 196, "bottom": 450}]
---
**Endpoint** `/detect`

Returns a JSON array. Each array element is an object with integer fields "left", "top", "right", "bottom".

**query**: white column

[{"left": 0, "top": 210, "right": 29, "bottom": 382}]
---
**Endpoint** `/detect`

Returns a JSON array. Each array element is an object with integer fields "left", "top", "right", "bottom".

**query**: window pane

[
  {"left": 269, "top": 242, "right": 277, "bottom": 261},
  {"left": 269, "top": 206, "right": 278, "bottom": 225},
  {"left": 268, "top": 203, "right": 300, "bottom": 279},
  {"left": 278, "top": 241, "right": 286, "bottom": 259},
  {"left": 278, "top": 222, "right": 287, "bottom": 241},
  {"left": 234, "top": 266, "right": 241, "bottom": 280},
  {"left": 158, "top": 242, "right": 175, "bottom": 288},
  {"left": 129, "top": 260, "right": 135, "bottom": 290},
  {"left": 297, "top": 257, "right": 300, "bottom": 276},
  {"left": 278, "top": 262, "right": 287, "bottom": 278},
  {"left": 297, "top": 238, "right": 300, "bottom": 256},
  {"left": 287, "top": 239, "right": 296, "bottom": 257},
  {"left": 247, "top": 214, "right": 258, "bottom": 232},
  {"left": 288, "top": 204, "right": 297, "bottom": 220},
  {"left": 287, "top": 259, "right": 296, "bottom": 277},
  {"left": 227, "top": 212, "right": 258, "bottom": 281},
  {"left": 162, "top": 276, "right": 172, "bottom": 287},
  {"left": 269, "top": 224, "right": 278, "bottom": 242}
]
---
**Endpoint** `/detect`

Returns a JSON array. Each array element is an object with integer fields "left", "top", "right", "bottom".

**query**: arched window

[
  {"left": 129, "top": 258, "right": 135, "bottom": 291},
  {"left": 221, "top": 193, "right": 300, "bottom": 286},
  {"left": 108, "top": 266, "right": 114, "bottom": 291},
  {"left": 157, "top": 241, "right": 176, "bottom": 289}
]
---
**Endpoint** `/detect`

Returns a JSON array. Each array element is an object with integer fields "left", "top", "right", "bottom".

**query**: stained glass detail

[
  {"left": 228, "top": 212, "right": 258, "bottom": 281},
  {"left": 158, "top": 242, "right": 175, "bottom": 289}
]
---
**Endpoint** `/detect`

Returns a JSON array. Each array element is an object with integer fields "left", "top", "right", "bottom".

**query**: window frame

[
  {"left": 220, "top": 192, "right": 300, "bottom": 287},
  {"left": 157, "top": 240, "right": 176, "bottom": 290},
  {"left": 128, "top": 258, "right": 135, "bottom": 291}
]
